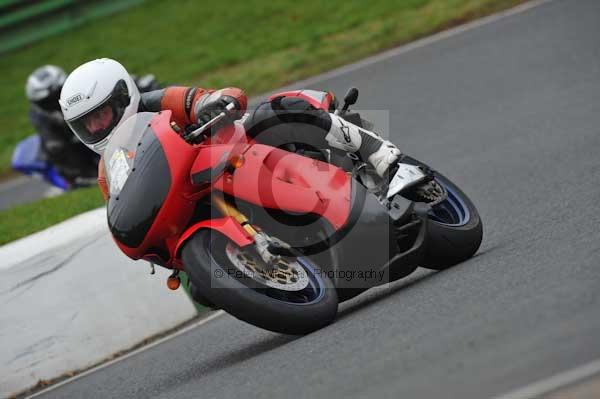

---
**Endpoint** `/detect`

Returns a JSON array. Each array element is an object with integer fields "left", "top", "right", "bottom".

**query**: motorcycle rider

[
  {"left": 59, "top": 58, "right": 401, "bottom": 200},
  {"left": 26, "top": 65, "right": 98, "bottom": 184}
]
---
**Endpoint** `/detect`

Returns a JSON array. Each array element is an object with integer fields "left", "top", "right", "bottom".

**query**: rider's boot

[{"left": 325, "top": 113, "right": 400, "bottom": 177}]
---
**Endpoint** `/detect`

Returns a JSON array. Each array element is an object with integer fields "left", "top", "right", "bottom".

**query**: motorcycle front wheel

[{"left": 182, "top": 230, "right": 338, "bottom": 334}]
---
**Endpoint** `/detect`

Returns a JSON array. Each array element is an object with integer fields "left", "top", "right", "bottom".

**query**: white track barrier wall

[{"left": 0, "top": 208, "right": 198, "bottom": 398}]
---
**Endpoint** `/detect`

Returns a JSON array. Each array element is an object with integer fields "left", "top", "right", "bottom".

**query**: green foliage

[{"left": 0, "top": 0, "right": 521, "bottom": 175}]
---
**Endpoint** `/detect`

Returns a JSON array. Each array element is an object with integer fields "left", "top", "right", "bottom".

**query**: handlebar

[{"left": 184, "top": 102, "right": 237, "bottom": 143}]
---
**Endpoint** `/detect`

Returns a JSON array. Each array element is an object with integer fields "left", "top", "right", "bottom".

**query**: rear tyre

[
  {"left": 402, "top": 156, "right": 483, "bottom": 270},
  {"left": 182, "top": 230, "right": 338, "bottom": 334}
]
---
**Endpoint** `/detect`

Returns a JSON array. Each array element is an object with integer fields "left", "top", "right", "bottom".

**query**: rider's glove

[{"left": 196, "top": 95, "right": 241, "bottom": 130}]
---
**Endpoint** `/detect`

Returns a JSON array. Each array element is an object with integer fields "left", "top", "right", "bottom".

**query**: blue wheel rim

[{"left": 428, "top": 180, "right": 471, "bottom": 227}]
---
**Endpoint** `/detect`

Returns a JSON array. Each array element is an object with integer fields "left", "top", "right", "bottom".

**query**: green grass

[
  {"left": 0, "top": 185, "right": 104, "bottom": 245},
  {"left": 0, "top": 0, "right": 525, "bottom": 244}
]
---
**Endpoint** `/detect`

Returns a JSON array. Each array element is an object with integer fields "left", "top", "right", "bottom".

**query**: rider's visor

[{"left": 66, "top": 80, "right": 130, "bottom": 145}]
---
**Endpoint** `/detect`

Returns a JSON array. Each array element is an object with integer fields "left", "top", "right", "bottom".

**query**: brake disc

[{"left": 225, "top": 243, "right": 310, "bottom": 291}]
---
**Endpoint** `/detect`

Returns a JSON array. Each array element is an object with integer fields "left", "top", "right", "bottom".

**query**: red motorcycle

[{"left": 104, "top": 88, "right": 482, "bottom": 334}]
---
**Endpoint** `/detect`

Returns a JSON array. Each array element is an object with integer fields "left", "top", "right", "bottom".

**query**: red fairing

[
  {"left": 174, "top": 216, "right": 254, "bottom": 258},
  {"left": 189, "top": 125, "right": 251, "bottom": 180},
  {"left": 114, "top": 111, "right": 201, "bottom": 266},
  {"left": 111, "top": 106, "right": 351, "bottom": 271},
  {"left": 210, "top": 144, "right": 352, "bottom": 230},
  {"left": 268, "top": 90, "right": 335, "bottom": 111}
]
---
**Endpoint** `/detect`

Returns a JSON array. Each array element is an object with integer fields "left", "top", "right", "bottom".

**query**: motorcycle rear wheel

[{"left": 401, "top": 156, "right": 483, "bottom": 270}]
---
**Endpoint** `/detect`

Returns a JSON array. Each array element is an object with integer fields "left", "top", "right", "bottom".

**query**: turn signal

[
  {"left": 167, "top": 276, "right": 181, "bottom": 290},
  {"left": 229, "top": 154, "right": 245, "bottom": 169}
]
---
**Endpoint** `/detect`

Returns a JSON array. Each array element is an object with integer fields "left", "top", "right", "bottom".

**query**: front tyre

[{"left": 182, "top": 230, "right": 338, "bottom": 334}]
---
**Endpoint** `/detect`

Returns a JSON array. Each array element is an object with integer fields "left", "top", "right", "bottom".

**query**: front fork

[
  {"left": 167, "top": 195, "right": 262, "bottom": 291},
  {"left": 212, "top": 195, "right": 259, "bottom": 237},
  {"left": 211, "top": 194, "right": 290, "bottom": 265}
]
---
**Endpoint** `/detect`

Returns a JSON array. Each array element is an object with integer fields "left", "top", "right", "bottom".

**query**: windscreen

[{"left": 103, "top": 112, "right": 156, "bottom": 196}]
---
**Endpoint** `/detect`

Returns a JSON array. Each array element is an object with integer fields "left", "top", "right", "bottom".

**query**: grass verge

[
  {"left": 0, "top": 186, "right": 103, "bottom": 245},
  {"left": 0, "top": 0, "right": 526, "bottom": 245}
]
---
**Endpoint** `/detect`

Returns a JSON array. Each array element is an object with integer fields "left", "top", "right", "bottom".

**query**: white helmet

[
  {"left": 59, "top": 58, "right": 140, "bottom": 154},
  {"left": 26, "top": 65, "right": 66, "bottom": 112}
]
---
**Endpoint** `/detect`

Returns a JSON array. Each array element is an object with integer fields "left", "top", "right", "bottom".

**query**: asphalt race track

[
  {"left": 30, "top": 1, "right": 600, "bottom": 398},
  {"left": 0, "top": 176, "right": 59, "bottom": 211}
]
